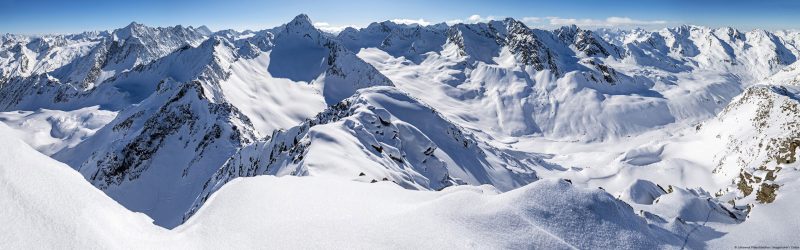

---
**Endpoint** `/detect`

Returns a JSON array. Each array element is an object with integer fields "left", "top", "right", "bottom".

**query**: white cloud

[
  {"left": 468, "top": 15, "right": 483, "bottom": 23},
  {"left": 606, "top": 17, "right": 667, "bottom": 25},
  {"left": 313, "top": 22, "right": 357, "bottom": 34},
  {"left": 443, "top": 15, "right": 495, "bottom": 25},
  {"left": 547, "top": 16, "right": 667, "bottom": 27},
  {"left": 465, "top": 15, "right": 498, "bottom": 24},
  {"left": 521, "top": 17, "right": 542, "bottom": 24},
  {"left": 390, "top": 18, "right": 431, "bottom": 26},
  {"left": 548, "top": 18, "right": 595, "bottom": 26}
]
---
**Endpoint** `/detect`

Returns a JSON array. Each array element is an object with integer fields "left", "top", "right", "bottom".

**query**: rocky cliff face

[{"left": 705, "top": 85, "right": 800, "bottom": 206}]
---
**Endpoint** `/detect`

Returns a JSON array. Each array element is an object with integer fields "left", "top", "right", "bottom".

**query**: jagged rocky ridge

[{"left": 184, "top": 86, "right": 545, "bottom": 221}]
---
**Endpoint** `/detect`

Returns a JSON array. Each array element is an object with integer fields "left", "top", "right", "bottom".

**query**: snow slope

[
  {"left": 0, "top": 122, "right": 171, "bottom": 249},
  {"left": 1, "top": 122, "right": 684, "bottom": 249},
  {"left": 187, "top": 86, "right": 549, "bottom": 220},
  {"left": 701, "top": 84, "right": 800, "bottom": 206}
]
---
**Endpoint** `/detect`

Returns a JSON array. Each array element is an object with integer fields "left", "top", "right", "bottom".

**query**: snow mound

[
  {"left": 618, "top": 179, "right": 667, "bottom": 205},
  {"left": 621, "top": 144, "right": 665, "bottom": 166},
  {"left": 651, "top": 187, "right": 742, "bottom": 223},
  {"left": 184, "top": 178, "right": 676, "bottom": 249}
]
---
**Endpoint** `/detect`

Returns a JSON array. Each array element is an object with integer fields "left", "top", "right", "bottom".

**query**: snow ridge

[{"left": 185, "top": 86, "right": 545, "bottom": 222}]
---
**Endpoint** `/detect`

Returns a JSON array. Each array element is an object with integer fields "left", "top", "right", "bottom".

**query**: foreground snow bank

[
  {"left": 0, "top": 123, "right": 173, "bottom": 249},
  {"left": 182, "top": 177, "right": 671, "bottom": 249},
  {"left": 2, "top": 122, "right": 676, "bottom": 249}
]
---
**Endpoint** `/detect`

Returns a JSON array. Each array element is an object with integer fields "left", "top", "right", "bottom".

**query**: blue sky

[{"left": 1, "top": 0, "right": 799, "bottom": 34}]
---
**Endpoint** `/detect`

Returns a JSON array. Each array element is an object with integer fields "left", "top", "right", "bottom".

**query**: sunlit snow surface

[
  {"left": 0, "top": 123, "right": 671, "bottom": 249},
  {"left": 2, "top": 14, "right": 800, "bottom": 248}
]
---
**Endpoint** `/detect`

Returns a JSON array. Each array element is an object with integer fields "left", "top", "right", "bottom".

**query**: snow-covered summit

[{"left": 283, "top": 14, "right": 316, "bottom": 33}]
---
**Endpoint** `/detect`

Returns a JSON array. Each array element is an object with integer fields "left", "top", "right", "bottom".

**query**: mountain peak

[
  {"left": 122, "top": 21, "right": 147, "bottom": 31},
  {"left": 562, "top": 24, "right": 580, "bottom": 31},
  {"left": 289, "top": 14, "right": 314, "bottom": 27},
  {"left": 502, "top": 17, "right": 518, "bottom": 23},
  {"left": 196, "top": 25, "right": 213, "bottom": 36},
  {"left": 281, "top": 13, "right": 322, "bottom": 37},
  {"left": 113, "top": 21, "right": 148, "bottom": 40},
  {"left": 430, "top": 22, "right": 449, "bottom": 31}
]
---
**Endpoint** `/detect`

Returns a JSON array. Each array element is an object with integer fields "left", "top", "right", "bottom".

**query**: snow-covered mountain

[
  {"left": 185, "top": 86, "right": 546, "bottom": 221},
  {"left": 41, "top": 14, "right": 396, "bottom": 228},
  {"left": 2, "top": 14, "right": 800, "bottom": 247},
  {"left": 347, "top": 20, "right": 799, "bottom": 141},
  {"left": 337, "top": 21, "right": 448, "bottom": 63},
  {"left": 0, "top": 23, "right": 209, "bottom": 111}
]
